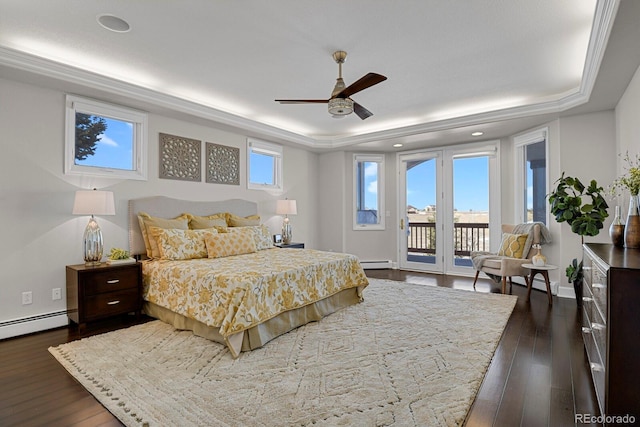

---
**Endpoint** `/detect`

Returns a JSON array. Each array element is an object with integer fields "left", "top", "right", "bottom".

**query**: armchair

[{"left": 471, "top": 223, "right": 542, "bottom": 294}]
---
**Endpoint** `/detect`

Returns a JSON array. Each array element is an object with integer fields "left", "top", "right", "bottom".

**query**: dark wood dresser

[{"left": 582, "top": 243, "right": 640, "bottom": 420}]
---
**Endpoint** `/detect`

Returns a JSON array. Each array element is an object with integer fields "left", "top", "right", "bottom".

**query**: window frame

[
  {"left": 353, "top": 153, "right": 385, "bottom": 231},
  {"left": 64, "top": 95, "right": 148, "bottom": 180},
  {"left": 514, "top": 127, "right": 548, "bottom": 225},
  {"left": 247, "top": 138, "right": 283, "bottom": 191}
]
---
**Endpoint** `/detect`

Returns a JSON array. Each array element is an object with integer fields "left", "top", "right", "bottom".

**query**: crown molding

[{"left": 0, "top": 0, "right": 617, "bottom": 150}]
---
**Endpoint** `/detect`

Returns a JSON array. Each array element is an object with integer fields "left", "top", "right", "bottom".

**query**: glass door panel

[
  {"left": 399, "top": 153, "right": 442, "bottom": 272},
  {"left": 451, "top": 156, "right": 490, "bottom": 272}
]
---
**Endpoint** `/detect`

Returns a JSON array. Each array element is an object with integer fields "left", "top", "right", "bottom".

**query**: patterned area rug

[{"left": 49, "top": 279, "right": 517, "bottom": 427}]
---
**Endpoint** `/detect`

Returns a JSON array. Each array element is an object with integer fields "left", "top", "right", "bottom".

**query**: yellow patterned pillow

[
  {"left": 149, "top": 227, "right": 216, "bottom": 260},
  {"left": 497, "top": 233, "right": 529, "bottom": 258},
  {"left": 187, "top": 213, "right": 228, "bottom": 229},
  {"left": 226, "top": 213, "right": 261, "bottom": 227},
  {"left": 228, "top": 225, "right": 273, "bottom": 250},
  {"left": 138, "top": 212, "right": 190, "bottom": 259},
  {"left": 205, "top": 231, "right": 257, "bottom": 258}
]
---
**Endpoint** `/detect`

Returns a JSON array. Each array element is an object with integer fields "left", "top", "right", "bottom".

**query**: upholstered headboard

[{"left": 128, "top": 196, "right": 258, "bottom": 256}]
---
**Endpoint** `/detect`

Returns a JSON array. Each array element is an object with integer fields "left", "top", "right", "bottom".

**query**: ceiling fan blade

[
  {"left": 336, "top": 73, "right": 387, "bottom": 98},
  {"left": 275, "top": 99, "right": 328, "bottom": 104},
  {"left": 353, "top": 102, "right": 373, "bottom": 120}
]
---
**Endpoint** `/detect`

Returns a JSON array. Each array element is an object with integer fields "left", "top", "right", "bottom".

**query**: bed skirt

[{"left": 143, "top": 286, "right": 364, "bottom": 354}]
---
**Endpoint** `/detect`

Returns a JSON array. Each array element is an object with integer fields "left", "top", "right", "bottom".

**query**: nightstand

[
  {"left": 275, "top": 242, "right": 305, "bottom": 249},
  {"left": 66, "top": 262, "right": 142, "bottom": 330}
]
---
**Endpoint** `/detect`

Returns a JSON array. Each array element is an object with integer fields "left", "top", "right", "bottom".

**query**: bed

[{"left": 128, "top": 196, "right": 369, "bottom": 357}]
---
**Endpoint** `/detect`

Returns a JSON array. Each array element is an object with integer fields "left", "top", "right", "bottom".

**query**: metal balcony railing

[{"left": 407, "top": 222, "right": 489, "bottom": 256}]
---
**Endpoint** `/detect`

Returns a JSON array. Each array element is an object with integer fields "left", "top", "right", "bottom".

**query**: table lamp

[
  {"left": 72, "top": 189, "right": 115, "bottom": 265},
  {"left": 276, "top": 199, "right": 297, "bottom": 244}
]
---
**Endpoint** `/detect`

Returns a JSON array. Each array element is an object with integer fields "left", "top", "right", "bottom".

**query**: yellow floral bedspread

[{"left": 142, "top": 248, "right": 369, "bottom": 356}]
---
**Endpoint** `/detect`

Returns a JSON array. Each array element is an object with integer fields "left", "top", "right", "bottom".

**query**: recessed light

[
  {"left": 97, "top": 14, "right": 131, "bottom": 33},
  {"left": 393, "top": 143, "right": 403, "bottom": 148},
  {"left": 471, "top": 131, "right": 484, "bottom": 137}
]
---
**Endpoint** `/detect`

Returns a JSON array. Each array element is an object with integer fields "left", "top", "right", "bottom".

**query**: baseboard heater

[
  {"left": 360, "top": 260, "right": 393, "bottom": 269},
  {"left": 0, "top": 310, "right": 68, "bottom": 340}
]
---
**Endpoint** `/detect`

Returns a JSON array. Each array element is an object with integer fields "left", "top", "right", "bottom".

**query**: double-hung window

[
  {"left": 353, "top": 154, "right": 385, "bottom": 230},
  {"left": 247, "top": 138, "right": 283, "bottom": 190}
]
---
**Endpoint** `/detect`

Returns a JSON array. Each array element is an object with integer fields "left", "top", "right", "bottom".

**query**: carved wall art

[
  {"left": 159, "top": 133, "right": 201, "bottom": 182},
  {"left": 206, "top": 142, "right": 240, "bottom": 185}
]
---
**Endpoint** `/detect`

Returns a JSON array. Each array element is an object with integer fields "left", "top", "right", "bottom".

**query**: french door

[{"left": 398, "top": 143, "right": 500, "bottom": 275}]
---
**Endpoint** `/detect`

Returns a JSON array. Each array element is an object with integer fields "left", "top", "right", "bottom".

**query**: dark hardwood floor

[{"left": 0, "top": 271, "right": 599, "bottom": 427}]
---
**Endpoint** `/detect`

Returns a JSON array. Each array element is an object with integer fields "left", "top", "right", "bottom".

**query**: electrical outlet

[
  {"left": 52, "top": 288, "right": 62, "bottom": 301},
  {"left": 22, "top": 291, "right": 32, "bottom": 305}
]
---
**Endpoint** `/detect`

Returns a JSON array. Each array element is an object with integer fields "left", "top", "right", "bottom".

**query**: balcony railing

[{"left": 407, "top": 222, "right": 489, "bottom": 256}]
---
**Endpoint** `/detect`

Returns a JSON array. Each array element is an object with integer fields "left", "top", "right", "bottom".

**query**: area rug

[{"left": 49, "top": 278, "right": 517, "bottom": 427}]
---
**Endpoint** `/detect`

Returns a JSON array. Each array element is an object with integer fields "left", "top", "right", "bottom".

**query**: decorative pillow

[
  {"left": 187, "top": 213, "right": 228, "bottom": 230},
  {"left": 149, "top": 227, "right": 216, "bottom": 260},
  {"left": 497, "top": 233, "right": 529, "bottom": 258},
  {"left": 138, "top": 212, "right": 190, "bottom": 259},
  {"left": 226, "top": 213, "right": 261, "bottom": 227},
  {"left": 205, "top": 231, "right": 257, "bottom": 258},
  {"left": 228, "top": 225, "right": 273, "bottom": 250}
]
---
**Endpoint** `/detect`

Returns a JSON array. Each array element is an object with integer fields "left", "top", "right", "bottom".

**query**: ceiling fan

[{"left": 275, "top": 50, "right": 387, "bottom": 120}]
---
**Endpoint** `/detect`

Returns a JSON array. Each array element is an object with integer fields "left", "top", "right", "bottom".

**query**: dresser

[
  {"left": 66, "top": 262, "right": 142, "bottom": 330},
  {"left": 582, "top": 243, "right": 640, "bottom": 420}
]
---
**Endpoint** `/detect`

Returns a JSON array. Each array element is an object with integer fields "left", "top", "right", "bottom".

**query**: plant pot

[{"left": 573, "top": 279, "right": 583, "bottom": 308}]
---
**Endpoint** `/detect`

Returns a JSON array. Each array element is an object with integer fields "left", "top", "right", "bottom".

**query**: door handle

[{"left": 400, "top": 219, "right": 404, "bottom": 230}]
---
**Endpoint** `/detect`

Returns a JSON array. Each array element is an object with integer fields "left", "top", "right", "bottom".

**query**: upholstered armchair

[{"left": 471, "top": 223, "right": 543, "bottom": 294}]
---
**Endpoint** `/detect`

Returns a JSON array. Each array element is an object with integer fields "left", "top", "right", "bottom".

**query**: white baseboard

[
  {"left": 360, "top": 260, "right": 394, "bottom": 269},
  {"left": 0, "top": 311, "right": 68, "bottom": 340}
]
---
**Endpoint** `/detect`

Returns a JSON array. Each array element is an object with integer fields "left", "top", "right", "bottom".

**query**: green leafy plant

[
  {"left": 566, "top": 258, "right": 583, "bottom": 284},
  {"left": 108, "top": 247, "right": 130, "bottom": 260},
  {"left": 548, "top": 173, "right": 609, "bottom": 283},
  {"left": 609, "top": 151, "right": 640, "bottom": 196}
]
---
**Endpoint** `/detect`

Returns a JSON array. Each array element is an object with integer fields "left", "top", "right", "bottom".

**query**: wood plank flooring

[{"left": 0, "top": 271, "right": 598, "bottom": 427}]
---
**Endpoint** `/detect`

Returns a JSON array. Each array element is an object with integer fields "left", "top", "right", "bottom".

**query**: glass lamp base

[
  {"left": 282, "top": 218, "right": 292, "bottom": 244},
  {"left": 83, "top": 216, "right": 104, "bottom": 265}
]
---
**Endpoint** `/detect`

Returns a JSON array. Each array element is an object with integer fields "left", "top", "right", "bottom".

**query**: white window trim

[
  {"left": 353, "top": 153, "right": 385, "bottom": 231},
  {"left": 513, "top": 127, "right": 548, "bottom": 224},
  {"left": 247, "top": 138, "right": 283, "bottom": 191},
  {"left": 64, "top": 95, "right": 148, "bottom": 180}
]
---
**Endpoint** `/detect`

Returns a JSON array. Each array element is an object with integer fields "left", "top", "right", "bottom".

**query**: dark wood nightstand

[
  {"left": 66, "top": 262, "right": 142, "bottom": 330},
  {"left": 275, "top": 242, "right": 305, "bottom": 249}
]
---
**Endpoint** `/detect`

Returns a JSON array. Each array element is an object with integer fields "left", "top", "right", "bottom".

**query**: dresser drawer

[
  {"left": 590, "top": 262, "right": 607, "bottom": 319},
  {"left": 82, "top": 267, "right": 139, "bottom": 295},
  {"left": 582, "top": 304, "right": 606, "bottom": 414},
  {"left": 84, "top": 288, "right": 140, "bottom": 321}
]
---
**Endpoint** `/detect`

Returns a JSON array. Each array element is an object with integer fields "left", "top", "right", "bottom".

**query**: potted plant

[{"left": 548, "top": 173, "right": 609, "bottom": 306}]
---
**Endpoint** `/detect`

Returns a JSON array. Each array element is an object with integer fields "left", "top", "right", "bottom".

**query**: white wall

[
  {"left": 0, "top": 77, "right": 317, "bottom": 338},
  {"left": 616, "top": 63, "right": 640, "bottom": 173},
  {"left": 546, "top": 112, "right": 617, "bottom": 295}
]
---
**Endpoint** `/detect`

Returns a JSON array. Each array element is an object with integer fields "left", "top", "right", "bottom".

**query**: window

[
  {"left": 64, "top": 95, "right": 147, "bottom": 180},
  {"left": 514, "top": 128, "right": 547, "bottom": 224},
  {"left": 247, "top": 138, "right": 282, "bottom": 190},
  {"left": 354, "top": 154, "right": 385, "bottom": 230}
]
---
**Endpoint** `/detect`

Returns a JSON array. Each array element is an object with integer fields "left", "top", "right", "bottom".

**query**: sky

[
  {"left": 406, "top": 157, "right": 490, "bottom": 212},
  {"left": 75, "top": 116, "right": 134, "bottom": 170}
]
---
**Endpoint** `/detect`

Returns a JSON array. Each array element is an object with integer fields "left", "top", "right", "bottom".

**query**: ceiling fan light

[{"left": 328, "top": 98, "right": 354, "bottom": 116}]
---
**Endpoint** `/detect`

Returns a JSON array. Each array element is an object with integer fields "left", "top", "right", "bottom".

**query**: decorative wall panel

[
  {"left": 159, "top": 133, "right": 201, "bottom": 182},
  {"left": 206, "top": 142, "right": 240, "bottom": 185}
]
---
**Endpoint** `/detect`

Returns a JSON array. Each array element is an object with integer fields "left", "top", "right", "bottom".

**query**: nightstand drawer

[
  {"left": 83, "top": 268, "right": 139, "bottom": 295},
  {"left": 84, "top": 289, "right": 140, "bottom": 321}
]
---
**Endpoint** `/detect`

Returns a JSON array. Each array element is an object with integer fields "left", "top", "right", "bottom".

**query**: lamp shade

[
  {"left": 276, "top": 199, "right": 297, "bottom": 215},
  {"left": 72, "top": 189, "right": 115, "bottom": 216}
]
